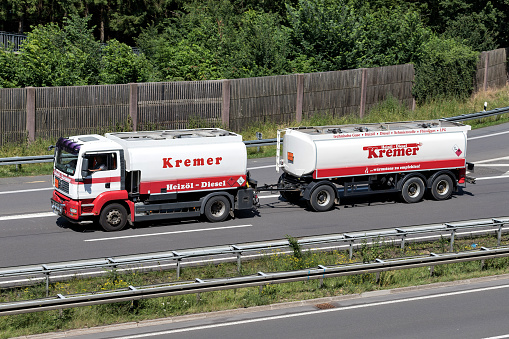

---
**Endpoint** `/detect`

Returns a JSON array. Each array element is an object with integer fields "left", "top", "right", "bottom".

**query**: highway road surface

[{"left": 0, "top": 123, "right": 508, "bottom": 267}]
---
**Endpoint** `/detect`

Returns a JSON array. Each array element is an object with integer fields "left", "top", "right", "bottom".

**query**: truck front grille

[{"left": 57, "top": 178, "right": 69, "bottom": 194}]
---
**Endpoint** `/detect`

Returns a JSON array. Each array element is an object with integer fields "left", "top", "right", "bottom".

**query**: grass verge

[
  {"left": 1, "top": 233, "right": 509, "bottom": 338},
  {"left": 2, "top": 86, "right": 509, "bottom": 178}
]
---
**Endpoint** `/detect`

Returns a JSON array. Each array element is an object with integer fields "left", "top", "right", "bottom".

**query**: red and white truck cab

[{"left": 51, "top": 129, "right": 256, "bottom": 231}]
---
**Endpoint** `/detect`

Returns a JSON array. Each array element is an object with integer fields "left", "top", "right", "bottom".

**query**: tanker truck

[
  {"left": 274, "top": 119, "right": 474, "bottom": 211},
  {"left": 50, "top": 128, "right": 257, "bottom": 231}
]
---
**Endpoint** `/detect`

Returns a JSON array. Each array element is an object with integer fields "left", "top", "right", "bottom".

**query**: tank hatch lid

[{"left": 106, "top": 128, "right": 237, "bottom": 141}]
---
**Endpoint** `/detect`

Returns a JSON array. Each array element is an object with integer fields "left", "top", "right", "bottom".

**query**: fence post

[
  {"left": 483, "top": 52, "right": 489, "bottom": 91},
  {"left": 26, "top": 87, "right": 36, "bottom": 143},
  {"left": 129, "top": 83, "right": 138, "bottom": 131},
  {"left": 222, "top": 79, "right": 230, "bottom": 129},
  {"left": 359, "top": 68, "right": 368, "bottom": 119},
  {"left": 295, "top": 74, "right": 304, "bottom": 123}
]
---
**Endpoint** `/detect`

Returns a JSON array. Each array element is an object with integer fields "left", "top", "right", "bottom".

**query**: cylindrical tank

[{"left": 282, "top": 120, "right": 470, "bottom": 179}]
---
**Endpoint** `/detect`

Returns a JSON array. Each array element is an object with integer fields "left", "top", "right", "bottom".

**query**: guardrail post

[
  {"left": 496, "top": 221, "right": 504, "bottom": 246},
  {"left": 450, "top": 230, "right": 456, "bottom": 252},
  {"left": 176, "top": 258, "right": 181, "bottom": 279},
  {"left": 42, "top": 265, "right": 50, "bottom": 297},
  {"left": 349, "top": 240, "right": 354, "bottom": 260},
  {"left": 232, "top": 246, "right": 242, "bottom": 273},
  {"left": 318, "top": 265, "right": 326, "bottom": 288}
]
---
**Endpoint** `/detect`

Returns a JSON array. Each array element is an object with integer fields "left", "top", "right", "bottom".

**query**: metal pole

[
  {"left": 176, "top": 259, "right": 181, "bottom": 279},
  {"left": 450, "top": 229, "right": 456, "bottom": 252}
]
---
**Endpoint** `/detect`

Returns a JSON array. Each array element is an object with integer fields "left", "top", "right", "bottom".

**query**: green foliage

[
  {"left": 98, "top": 39, "right": 153, "bottom": 84},
  {"left": 16, "top": 15, "right": 101, "bottom": 87},
  {"left": 413, "top": 36, "right": 479, "bottom": 104},
  {"left": 0, "top": 48, "right": 18, "bottom": 87}
]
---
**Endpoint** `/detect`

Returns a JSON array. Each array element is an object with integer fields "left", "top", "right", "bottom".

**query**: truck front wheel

[
  {"left": 401, "top": 177, "right": 425, "bottom": 203},
  {"left": 204, "top": 195, "right": 230, "bottom": 222},
  {"left": 431, "top": 174, "right": 453, "bottom": 201},
  {"left": 309, "top": 185, "right": 335, "bottom": 212},
  {"left": 99, "top": 203, "right": 128, "bottom": 231}
]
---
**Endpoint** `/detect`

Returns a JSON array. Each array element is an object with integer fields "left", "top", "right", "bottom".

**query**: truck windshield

[{"left": 55, "top": 148, "right": 79, "bottom": 176}]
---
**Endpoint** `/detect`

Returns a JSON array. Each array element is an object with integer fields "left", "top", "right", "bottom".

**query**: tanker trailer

[{"left": 275, "top": 120, "right": 474, "bottom": 211}]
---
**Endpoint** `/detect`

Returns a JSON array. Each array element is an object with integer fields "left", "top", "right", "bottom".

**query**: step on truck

[
  {"left": 50, "top": 128, "right": 257, "bottom": 231},
  {"left": 275, "top": 119, "right": 475, "bottom": 211}
]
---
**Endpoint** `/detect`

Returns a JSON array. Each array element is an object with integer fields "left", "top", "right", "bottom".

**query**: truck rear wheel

[
  {"left": 100, "top": 203, "right": 127, "bottom": 232},
  {"left": 401, "top": 177, "right": 425, "bottom": 203},
  {"left": 204, "top": 195, "right": 230, "bottom": 222},
  {"left": 309, "top": 185, "right": 335, "bottom": 212},
  {"left": 431, "top": 174, "right": 453, "bottom": 200}
]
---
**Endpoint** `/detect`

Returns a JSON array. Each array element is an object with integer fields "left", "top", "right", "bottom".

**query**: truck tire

[
  {"left": 100, "top": 203, "right": 128, "bottom": 232},
  {"left": 309, "top": 185, "right": 335, "bottom": 212},
  {"left": 400, "top": 177, "right": 425, "bottom": 203},
  {"left": 204, "top": 195, "right": 230, "bottom": 222},
  {"left": 431, "top": 174, "right": 453, "bottom": 201}
]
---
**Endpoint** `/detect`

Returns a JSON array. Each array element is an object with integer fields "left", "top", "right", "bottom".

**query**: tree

[
  {"left": 16, "top": 15, "right": 101, "bottom": 87},
  {"left": 98, "top": 39, "right": 153, "bottom": 83}
]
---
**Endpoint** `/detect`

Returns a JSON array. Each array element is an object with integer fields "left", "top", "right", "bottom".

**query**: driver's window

[{"left": 86, "top": 153, "right": 117, "bottom": 173}]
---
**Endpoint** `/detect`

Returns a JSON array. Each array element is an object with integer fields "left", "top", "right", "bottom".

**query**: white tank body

[
  {"left": 106, "top": 129, "right": 248, "bottom": 194},
  {"left": 281, "top": 120, "right": 470, "bottom": 179}
]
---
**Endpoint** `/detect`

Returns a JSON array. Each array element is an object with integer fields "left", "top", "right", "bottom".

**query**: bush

[{"left": 413, "top": 36, "right": 479, "bottom": 104}]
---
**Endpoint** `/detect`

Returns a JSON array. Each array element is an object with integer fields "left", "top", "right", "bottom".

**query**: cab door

[{"left": 78, "top": 152, "right": 121, "bottom": 199}]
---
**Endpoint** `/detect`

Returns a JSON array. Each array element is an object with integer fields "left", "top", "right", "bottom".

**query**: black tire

[
  {"left": 309, "top": 185, "right": 336, "bottom": 212},
  {"left": 99, "top": 203, "right": 128, "bottom": 231},
  {"left": 431, "top": 174, "right": 454, "bottom": 201},
  {"left": 400, "top": 176, "right": 425, "bottom": 203},
  {"left": 204, "top": 195, "right": 230, "bottom": 222}
]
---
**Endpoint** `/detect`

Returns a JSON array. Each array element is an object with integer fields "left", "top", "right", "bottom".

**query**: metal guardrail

[
  {"left": 1, "top": 217, "right": 507, "bottom": 294},
  {"left": 443, "top": 106, "right": 509, "bottom": 122},
  {"left": 1, "top": 243, "right": 509, "bottom": 316},
  {"left": 2, "top": 104, "right": 508, "bottom": 166}
]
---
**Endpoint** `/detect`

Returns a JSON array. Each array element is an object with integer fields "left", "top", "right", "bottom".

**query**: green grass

[
  {"left": 1, "top": 233, "right": 509, "bottom": 338},
  {"left": 2, "top": 86, "right": 509, "bottom": 177}
]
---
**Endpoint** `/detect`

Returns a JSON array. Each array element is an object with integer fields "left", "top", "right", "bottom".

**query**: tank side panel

[
  {"left": 282, "top": 130, "right": 317, "bottom": 177},
  {"left": 314, "top": 132, "right": 467, "bottom": 179},
  {"left": 126, "top": 142, "right": 247, "bottom": 194}
]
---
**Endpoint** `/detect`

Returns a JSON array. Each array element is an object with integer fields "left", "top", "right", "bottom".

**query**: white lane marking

[
  {"left": 468, "top": 130, "right": 509, "bottom": 140},
  {"left": 473, "top": 156, "right": 509, "bottom": 164},
  {"left": 0, "top": 212, "right": 55, "bottom": 221},
  {"left": 84, "top": 224, "right": 253, "bottom": 242},
  {"left": 474, "top": 164, "right": 509, "bottom": 167},
  {"left": 113, "top": 283, "right": 509, "bottom": 338},
  {"left": 483, "top": 335, "right": 509, "bottom": 339},
  {"left": 0, "top": 187, "right": 53, "bottom": 195},
  {"left": 247, "top": 165, "right": 276, "bottom": 170}
]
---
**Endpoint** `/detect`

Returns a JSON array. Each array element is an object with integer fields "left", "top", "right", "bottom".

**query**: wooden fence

[{"left": 0, "top": 48, "right": 507, "bottom": 146}]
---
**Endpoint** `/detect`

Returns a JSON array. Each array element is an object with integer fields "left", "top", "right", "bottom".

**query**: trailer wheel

[
  {"left": 431, "top": 174, "right": 453, "bottom": 201},
  {"left": 204, "top": 195, "right": 230, "bottom": 222},
  {"left": 309, "top": 185, "right": 335, "bottom": 212},
  {"left": 100, "top": 203, "right": 127, "bottom": 232},
  {"left": 400, "top": 177, "right": 425, "bottom": 203}
]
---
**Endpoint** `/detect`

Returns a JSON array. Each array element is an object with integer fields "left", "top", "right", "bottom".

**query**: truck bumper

[{"left": 51, "top": 191, "right": 95, "bottom": 224}]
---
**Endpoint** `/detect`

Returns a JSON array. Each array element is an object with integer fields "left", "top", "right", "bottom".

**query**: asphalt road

[{"left": 0, "top": 122, "right": 508, "bottom": 267}]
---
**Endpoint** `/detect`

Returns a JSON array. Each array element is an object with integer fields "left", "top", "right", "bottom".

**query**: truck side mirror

[{"left": 81, "top": 158, "right": 90, "bottom": 178}]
